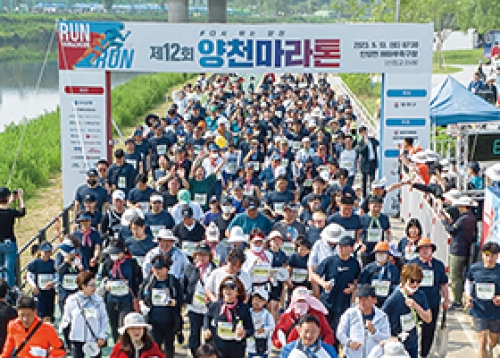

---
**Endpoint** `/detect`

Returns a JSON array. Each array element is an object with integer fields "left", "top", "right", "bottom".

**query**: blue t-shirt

[
  {"left": 326, "top": 213, "right": 362, "bottom": 236},
  {"left": 228, "top": 212, "right": 273, "bottom": 235},
  {"left": 382, "top": 289, "right": 429, "bottom": 349},
  {"left": 469, "top": 176, "right": 485, "bottom": 190},
  {"left": 269, "top": 249, "right": 288, "bottom": 268},
  {"left": 306, "top": 225, "right": 322, "bottom": 245},
  {"left": 124, "top": 151, "right": 142, "bottom": 172},
  {"left": 409, "top": 257, "right": 448, "bottom": 308},
  {"left": 466, "top": 262, "right": 500, "bottom": 319},
  {"left": 124, "top": 235, "right": 157, "bottom": 258},
  {"left": 315, "top": 255, "right": 360, "bottom": 312},
  {"left": 359, "top": 262, "right": 400, "bottom": 305},
  {"left": 128, "top": 187, "right": 155, "bottom": 205},
  {"left": 73, "top": 229, "right": 102, "bottom": 269},
  {"left": 266, "top": 190, "right": 295, "bottom": 211},
  {"left": 288, "top": 253, "right": 309, "bottom": 270},
  {"left": 360, "top": 214, "right": 391, "bottom": 253},
  {"left": 74, "top": 184, "right": 108, "bottom": 213},
  {"left": 145, "top": 210, "right": 175, "bottom": 232},
  {"left": 28, "top": 258, "right": 56, "bottom": 290}
]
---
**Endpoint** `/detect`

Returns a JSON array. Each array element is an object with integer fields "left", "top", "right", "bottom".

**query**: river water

[{"left": 0, "top": 60, "right": 141, "bottom": 132}]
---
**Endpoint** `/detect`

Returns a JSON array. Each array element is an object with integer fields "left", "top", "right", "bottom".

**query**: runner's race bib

[
  {"left": 152, "top": 288, "right": 171, "bottom": 306},
  {"left": 282, "top": 241, "right": 296, "bottom": 256},
  {"left": 366, "top": 229, "right": 382, "bottom": 243},
  {"left": 421, "top": 269, "right": 434, "bottom": 287},
  {"left": 252, "top": 265, "right": 271, "bottom": 283},
  {"left": 373, "top": 280, "right": 390, "bottom": 297},
  {"left": 109, "top": 280, "right": 129, "bottom": 296},
  {"left": 194, "top": 193, "right": 207, "bottom": 206},
  {"left": 62, "top": 274, "right": 78, "bottom": 291},
  {"left": 476, "top": 282, "right": 495, "bottom": 300},
  {"left": 182, "top": 241, "right": 198, "bottom": 256},
  {"left": 38, "top": 274, "right": 54, "bottom": 290},
  {"left": 400, "top": 312, "right": 415, "bottom": 332},
  {"left": 291, "top": 268, "right": 308, "bottom": 283},
  {"left": 217, "top": 321, "right": 237, "bottom": 340}
]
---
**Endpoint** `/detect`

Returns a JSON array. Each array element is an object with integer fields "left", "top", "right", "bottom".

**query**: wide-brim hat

[
  {"left": 154, "top": 228, "right": 178, "bottom": 243},
  {"left": 320, "top": 223, "right": 345, "bottom": 244},
  {"left": 411, "top": 152, "right": 428, "bottom": 164},
  {"left": 443, "top": 189, "right": 461, "bottom": 202},
  {"left": 118, "top": 312, "right": 152, "bottom": 335},
  {"left": 416, "top": 237, "right": 437, "bottom": 252}
]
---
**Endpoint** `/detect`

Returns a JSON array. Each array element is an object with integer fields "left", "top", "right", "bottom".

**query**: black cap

[
  {"left": 84, "top": 194, "right": 97, "bottom": 202},
  {"left": 340, "top": 195, "right": 355, "bottom": 205},
  {"left": 0, "top": 187, "right": 11, "bottom": 200},
  {"left": 114, "top": 149, "right": 125, "bottom": 158},
  {"left": 182, "top": 205, "right": 194, "bottom": 218},
  {"left": 338, "top": 235, "right": 355, "bottom": 246},
  {"left": 152, "top": 259, "right": 169, "bottom": 269},
  {"left": 86, "top": 169, "right": 98, "bottom": 177},
  {"left": 356, "top": 284, "right": 376, "bottom": 297},
  {"left": 482, "top": 242, "right": 500, "bottom": 254},
  {"left": 369, "top": 196, "right": 384, "bottom": 204},
  {"left": 104, "top": 241, "right": 125, "bottom": 255},
  {"left": 193, "top": 243, "right": 211, "bottom": 256}
]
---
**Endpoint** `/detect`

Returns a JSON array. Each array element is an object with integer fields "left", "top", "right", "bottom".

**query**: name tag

[
  {"left": 38, "top": 274, "right": 54, "bottom": 290},
  {"left": 373, "top": 280, "right": 390, "bottom": 297},
  {"left": 341, "top": 161, "right": 353, "bottom": 169},
  {"left": 250, "top": 161, "right": 260, "bottom": 171},
  {"left": 282, "top": 241, "right": 296, "bottom": 256},
  {"left": 421, "top": 269, "right": 434, "bottom": 287},
  {"left": 400, "top": 312, "right": 415, "bottom": 332},
  {"left": 303, "top": 179, "right": 313, "bottom": 187},
  {"left": 281, "top": 159, "right": 289, "bottom": 167},
  {"left": 118, "top": 176, "right": 126, "bottom": 189},
  {"left": 476, "top": 282, "right": 495, "bottom": 300},
  {"left": 157, "top": 144, "right": 167, "bottom": 155},
  {"left": 62, "top": 274, "right": 78, "bottom": 291},
  {"left": 252, "top": 265, "right": 271, "bottom": 282},
  {"left": 109, "top": 280, "right": 129, "bottom": 296},
  {"left": 84, "top": 307, "right": 98, "bottom": 319},
  {"left": 217, "top": 321, "right": 236, "bottom": 340},
  {"left": 194, "top": 193, "right": 207, "bottom": 206},
  {"left": 291, "top": 268, "right": 308, "bottom": 283},
  {"left": 227, "top": 162, "right": 237, "bottom": 173},
  {"left": 292, "top": 141, "right": 301, "bottom": 151},
  {"left": 152, "top": 288, "right": 171, "bottom": 306},
  {"left": 366, "top": 229, "right": 382, "bottom": 243},
  {"left": 182, "top": 241, "right": 198, "bottom": 256}
]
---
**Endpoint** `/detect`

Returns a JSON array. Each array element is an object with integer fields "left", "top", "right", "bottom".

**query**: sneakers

[{"left": 449, "top": 301, "right": 463, "bottom": 310}]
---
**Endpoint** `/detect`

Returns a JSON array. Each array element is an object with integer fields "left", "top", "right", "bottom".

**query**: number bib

[
  {"left": 341, "top": 161, "right": 353, "bottom": 169},
  {"left": 227, "top": 162, "right": 237, "bottom": 173},
  {"left": 291, "top": 268, "right": 308, "bottom": 283},
  {"left": 243, "top": 185, "right": 254, "bottom": 196},
  {"left": 303, "top": 179, "right": 313, "bottom": 187},
  {"left": 252, "top": 265, "right": 271, "bottom": 283},
  {"left": 421, "top": 269, "right": 434, "bottom": 287},
  {"left": 292, "top": 142, "right": 301, "bottom": 151},
  {"left": 251, "top": 161, "right": 260, "bottom": 171},
  {"left": 194, "top": 193, "right": 207, "bottom": 206},
  {"left": 150, "top": 225, "right": 165, "bottom": 238},
  {"left": 373, "top": 280, "right": 390, "bottom": 297},
  {"left": 151, "top": 288, "right": 171, "bottom": 306},
  {"left": 282, "top": 241, "right": 296, "bottom": 256},
  {"left": 217, "top": 321, "right": 236, "bottom": 340},
  {"left": 139, "top": 202, "right": 149, "bottom": 213},
  {"left": 281, "top": 159, "right": 289, "bottom": 167},
  {"left": 182, "top": 241, "right": 198, "bottom": 256},
  {"left": 109, "top": 280, "right": 129, "bottom": 296},
  {"left": 84, "top": 307, "right": 98, "bottom": 319},
  {"left": 476, "top": 283, "right": 495, "bottom": 300},
  {"left": 400, "top": 312, "right": 416, "bottom": 332},
  {"left": 157, "top": 145, "right": 167, "bottom": 155},
  {"left": 62, "top": 274, "right": 78, "bottom": 291},
  {"left": 274, "top": 202, "right": 284, "bottom": 215},
  {"left": 37, "top": 274, "right": 54, "bottom": 290},
  {"left": 367, "top": 229, "right": 382, "bottom": 243},
  {"left": 117, "top": 176, "right": 126, "bottom": 189}
]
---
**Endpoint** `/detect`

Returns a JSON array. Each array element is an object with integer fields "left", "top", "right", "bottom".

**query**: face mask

[
  {"left": 251, "top": 244, "right": 263, "bottom": 253},
  {"left": 87, "top": 179, "right": 97, "bottom": 186},
  {"left": 110, "top": 254, "right": 120, "bottom": 261},
  {"left": 222, "top": 205, "right": 232, "bottom": 213},
  {"left": 375, "top": 253, "right": 388, "bottom": 264},
  {"left": 405, "top": 283, "right": 418, "bottom": 294},
  {"left": 294, "top": 301, "right": 308, "bottom": 316},
  {"left": 210, "top": 153, "right": 218, "bottom": 159}
]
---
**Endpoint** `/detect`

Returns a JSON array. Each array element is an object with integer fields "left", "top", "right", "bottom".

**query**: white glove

[{"left": 139, "top": 301, "right": 150, "bottom": 316}]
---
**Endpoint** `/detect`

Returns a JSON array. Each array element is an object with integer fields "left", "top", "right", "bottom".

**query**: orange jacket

[{"left": 1, "top": 316, "right": 66, "bottom": 358}]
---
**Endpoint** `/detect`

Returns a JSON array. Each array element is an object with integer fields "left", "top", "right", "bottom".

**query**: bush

[{"left": 0, "top": 72, "right": 195, "bottom": 199}]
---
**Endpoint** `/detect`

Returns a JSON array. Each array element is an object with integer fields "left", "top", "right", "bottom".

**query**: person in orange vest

[{"left": 1, "top": 296, "right": 65, "bottom": 357}]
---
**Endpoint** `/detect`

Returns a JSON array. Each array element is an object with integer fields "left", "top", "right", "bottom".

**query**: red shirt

[
  {"left": 110, "top": 341, "right": 163, "bottom": 358},
  {"left": 491, "top": 46, "right": 500, "bottom": 58}
]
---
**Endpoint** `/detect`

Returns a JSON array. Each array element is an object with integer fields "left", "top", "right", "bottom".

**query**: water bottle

[
  {"left": 236, "top": 319, "right": 244, "bottom": 341},
  {"left": 325, "top": 279, "right": 335, "bottom": 293}
]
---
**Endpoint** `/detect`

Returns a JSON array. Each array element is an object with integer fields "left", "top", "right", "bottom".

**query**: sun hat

[
  {"left": 228, "top": 226, "right": 248, "bottom": 243},
  {"left": 120, "top": 207, "right": 144, "bottom": 226},
  {"left": 118, "top": 312, "right": 152, "bottom": 335},
  {"left": 416, "top": 237, "right": 437, "bottom": 252},
  {"left": 320, "top": 223, "right": 345, "bottom": 244},
  {"left": 452, "top": 196, "right": 478, "bottom": 207},
  {"left": 154, "top": 228, "right": 178, "bottom": 243},
  {"left": 374, "top": 241, "right": 391, "bottom": 253}
]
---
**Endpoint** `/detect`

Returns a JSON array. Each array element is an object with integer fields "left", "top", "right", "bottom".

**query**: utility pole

[{"left": 395, "top": 0, "right": 400, "bottom": 22}]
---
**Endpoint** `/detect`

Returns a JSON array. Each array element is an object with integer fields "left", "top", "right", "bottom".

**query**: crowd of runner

[{"left": 0, "top": 72, "right": 494, "bottom": 358}]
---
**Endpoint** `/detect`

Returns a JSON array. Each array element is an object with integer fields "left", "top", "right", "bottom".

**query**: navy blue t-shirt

[
  {"left": 382, "top": 289, "right": 429, "bottom": 349},
  {"left": 306, "top": 225, "right": 322, "bottom": 245},
  {"left": 315, "top": 255, "right": 360, "bottom": 312},
  {"left": 326, "top": 213, "right": 362, "bottom": 237},
  {"left": 360, "top": 214, "right": 391, "bottom": 253},
  {"left": 145, "top": 210, "right": 175, "bottom": 232},
  {"left": 269, "top": 249, "right": 288, "bottom": 268},
  {"left": 125, "top": 151, "right": 142, "bottom": 172},
  {"left": 359, "top": 262, "right": 400, "bottom": 305},
  {"left": 75, "top": 185, "right": 108, "bottom": 213},
  {"left": 128, "top": 187, "right": 155, "bottom": 205},
  {"left": 124, "top": 235, "right": 157, "bottom": 258},
  {"left": 266, "top": 190, "right": 295, "bottom": 212},
  {"left": 28, "top": 258, "right": 56, "bottom": 290},
  {"left": 466, "top": 262, "right": 500, "bottom": 319},
  {"left": 73, "top": 229, "right": 102, "bottom": 269},
  {"left": 409, "top": 257, "right": 448, "bottom": 308}
]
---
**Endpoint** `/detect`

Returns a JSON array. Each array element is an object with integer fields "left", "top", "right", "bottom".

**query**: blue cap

[
  {"left": 209, "top": 143, "right": 220, "bottom": 151},
  {"left": 270, "top": 153, "right": 281, "bottom": 161},
  {"left": 133, "top": 129, "right": 142, "bottom": 136},
  {"left": 39, "top": 241, "right": 53, "bottom": 252},
  {"left": 192, "top": 104, "right": 201, "bottom": 110},
  {"left": 76, "top": 212, "right": 93, "bottom": 223},
  {"left": 339, "top": 235, "right": 355, "bottom": 246}
]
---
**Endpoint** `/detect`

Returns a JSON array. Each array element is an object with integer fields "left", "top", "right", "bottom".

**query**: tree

[{"left": 455, "top": 0, "right": 500, "bottom": 33}]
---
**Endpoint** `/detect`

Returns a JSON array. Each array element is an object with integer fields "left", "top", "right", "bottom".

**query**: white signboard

[
  {"left": 60, "top": 70, "right": 109, "bottom": 206},
  {"left": 57, "top": 21, "right": 433, "bottom": 74},
  {"left": 380, "top": 73, "right": 431, "bottom": 215}
]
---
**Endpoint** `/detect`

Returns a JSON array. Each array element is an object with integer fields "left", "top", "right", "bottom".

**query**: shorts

[
  {"left": 472, "top": 317, "right": 500, "bottom": 333},
  {"left": 269, "top": 282, "right": 283, "bottom": 301}
]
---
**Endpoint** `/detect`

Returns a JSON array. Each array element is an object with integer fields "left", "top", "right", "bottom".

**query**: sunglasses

[{"left": 409, "top": 278, "right": 422, "bottom": 284}]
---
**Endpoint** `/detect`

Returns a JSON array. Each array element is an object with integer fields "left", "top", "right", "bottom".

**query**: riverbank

[{"left": 0, "top": 72, "right": 194, "bottom": 201}]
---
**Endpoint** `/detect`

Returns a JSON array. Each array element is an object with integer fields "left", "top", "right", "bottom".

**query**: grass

[
  {"left": 433, "top": 48, "right": 486, "bottom": 66},
  {"left": 432, "top": 65, "right": 462, "bottom": 74}
]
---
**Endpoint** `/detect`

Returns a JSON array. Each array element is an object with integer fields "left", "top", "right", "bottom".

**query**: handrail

[
  {"left": 17, "top": 202, "right": 74, "bottom": 286},
  {"left": 330, "top": 76, "right": 379, "bottom": 137}
]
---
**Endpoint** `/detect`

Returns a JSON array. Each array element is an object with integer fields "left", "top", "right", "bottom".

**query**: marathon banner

[{"left": 57, "top": 21, "right": 433, "bottom": 73}]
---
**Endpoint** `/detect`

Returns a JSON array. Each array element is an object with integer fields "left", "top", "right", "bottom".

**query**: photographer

[
  {"left": 0, "top": 187, "right": 26, "bottom": 288},
  {"left": 0, "top": 278, "right": 17, "bottom": 351}
]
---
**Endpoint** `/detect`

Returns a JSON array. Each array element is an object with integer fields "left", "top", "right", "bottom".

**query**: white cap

[
  {"left": 150, "top": 194, "right": 163, "bottom": 203},
  {"left": 112, "top": 190, "right": 125, "bottom": 201},
  {"left": 228, "top": 226, "right": 248, "bottom": 243},
  {"left": 118, "top": 312, "right": 152, "bottom": 335},
  {"left": 121, "top": 207, "right": 145, "bottom": 226},
  {"left": 252, "top": 287, "right": 269, "bottom": 301},
  {"left": 452, "top": 196, "right": 478, "bottom": 207}
]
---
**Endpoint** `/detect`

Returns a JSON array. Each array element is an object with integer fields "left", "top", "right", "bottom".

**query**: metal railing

[
  {"left": 16, "top": 202, "right": 74, "bottom": 286},
  {"left": 330, "top": 76, "right": 379, "bottom": 137}
]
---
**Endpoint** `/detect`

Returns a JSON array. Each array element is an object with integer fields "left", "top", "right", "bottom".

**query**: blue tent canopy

[{"left": 430, "top": 75, "right": 500, "bottom": 126}]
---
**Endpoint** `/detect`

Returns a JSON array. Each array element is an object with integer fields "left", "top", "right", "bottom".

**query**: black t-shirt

[
  {"left": 0, "top": 208, "right": 26, "bottom": 242},
  {"left": 0, "top": 301, "right": 17, "bottom": 348}
]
